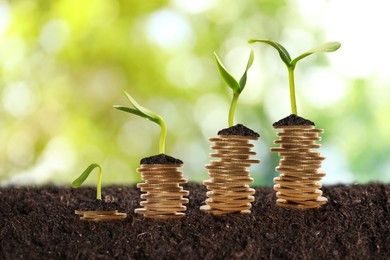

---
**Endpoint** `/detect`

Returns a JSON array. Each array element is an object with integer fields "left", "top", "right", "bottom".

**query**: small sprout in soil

[
  {"left": 214, "top": 50, "right": 254, "bottom": 127},
  {"left": 114, "top": 91, "right": 167, "bottom": 154},
  {"left": 248, "top": 39, "right": 340, "bottom": 115},
  {"left": 71, "top": 163, "right": 103, "bottom": 200}
]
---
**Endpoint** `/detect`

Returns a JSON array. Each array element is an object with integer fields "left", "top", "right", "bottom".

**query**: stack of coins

[
  {"left": 271, "top": 125, "right": 327, "bottom": 209},
  {"left": 201, "top": 135, "right": 260, "bottom": 215},
  {"left": 75, "top": 210, "right": 127, "bottom": 222},
  {"left": 135, "top": 164, "right": 189, "bottom": 219}
]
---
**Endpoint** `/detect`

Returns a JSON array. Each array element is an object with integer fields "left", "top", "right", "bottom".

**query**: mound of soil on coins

[
  {"left": 1, "top": 183, "right": 389, "bottom": 259},
  {"left": 77, "top": 199, "right": 119, "bottom": 211},
  {"left": 218, "top": 124, "right": 260, "bottom": 137},
  {"left": 140, "top": 154, "right": 183, "bottom": 165},
  {"left": 273, "top": 114, "right": 315, "bottom": 126}
]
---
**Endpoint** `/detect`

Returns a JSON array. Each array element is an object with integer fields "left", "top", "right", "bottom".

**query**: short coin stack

[
  {"left": 271, "top": 125, "right": 327, "bottom": 209},
  {"left": 201, "top": 135, "right": 260, "bottom": 215},
  {"left": 135, "top": 164, "right": 189, "bottom": 219},
  {"left": 75, "top": 210, "right": 127, "bottom": 222}
]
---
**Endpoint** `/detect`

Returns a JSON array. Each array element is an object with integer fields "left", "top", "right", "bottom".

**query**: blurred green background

[{"left": 1, "top": 0, "right": 390, "bottom": 186}]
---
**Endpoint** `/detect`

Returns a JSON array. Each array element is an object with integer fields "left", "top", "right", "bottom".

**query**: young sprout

[
  {"left": 248, "top": 39, "right": 341, "bottom": 115},
  {"left": 214, "top": 50, "right": 254, "bottom": 127},
  {"left": 71, "top": 163, "right": 103, "bottom": 200},
  {"left": 114, "top": 91, "right": 167, "bottom": 154}
]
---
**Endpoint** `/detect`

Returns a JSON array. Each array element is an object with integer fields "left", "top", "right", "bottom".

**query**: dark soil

[
  {"left": 218, "top": 124, "right": 260, "bottom": 137},
  {"left": 1, "top": 183, "right": 389, "bottom": 259},
  {"left": 78, "top": 199, "right": 120, "bottom": 211},
  {"left": 273, "top": 114, "right": 315, "bottom": 126},
  {"left": 140, "top": 154, "right": 183, "bottom": 165}
]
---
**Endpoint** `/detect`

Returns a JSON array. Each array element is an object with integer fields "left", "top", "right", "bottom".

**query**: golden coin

[
  {"left": 75, "top": 210, "right": 118, "bottom": 215},
  {"left": 200, "top": 204, "right": 252, "bottom": 215},
  {"left": 141, "top": 197, "right": 188, "bottom": 204},
  {"left": 277, "top": 171, "right": 326, "bottom": 178},
  {"left": 211, "top": 146, "right": 254, "bottom": 152},
  {"left": 274, "top": 125, "right": 314, "bottom": 129},
  {"left": 276, "top": 200, "right": 322, "bottom": 209},
  {"left": 135, "top": 208, "right": 186, "bottom": 219},
  {"left": 209, "top": 138, "right": 251, "bottom": 145},
  {"left": 206, "top": 196, "right": 255, "bottom": 205},
  {"left": 140, "top": 203, "right": 187, "bottom": 211},
  {"left": 76, "top": 210, "right": 127, "bottom": 222},
  {"left": 141, "top": 191, "right": 188, "bottom": 199},
  {"left": 274, "top": 181, "right": 321, "bottom": 189},
  {"left": 138, "top": 164, "right": 182, "bottom": 169},
  {"left": 210, "top": 178, "right": 254, "bottom": 185},
  {"left": 205, "top": 202, "right": 252, "bottom": 211},
  {"left": 208, "top": 174, "right": 253, "bottom": 181},
  {"left": 207, "top": 169, "right": 251, "bottom": 175},
  {"left": 144, "top": 179, "right": 187, "bottom": 185},
  {"left": 205, "top": 164, "right": 248, "bottom": 171},
  {"left": 142, "top": 213, "right": 186, "bottom": 219},
  {"left": 274, "top": 185, "right": 318, "bottom": 194},
  {"left": 138, "top": 171, "right": 185, "bottom": 177},
  {"left": 207, "top": 189, "right": 255, "bottom": 197},
  {"left": 137, "top": 182, "right": 180, "bottom": 188},
  {"left": 274, "top": 176, "right": 323, "bottom": 184},
  {"left": 81, "top": 213, "right": 127, "bottom": 220},
  {"left": 276, "top": 190, "right": 322, "bottom": 201},
  {"left": 217, "top": 135, "right": 259, "bottom": 141},
  {"left": 203, "top": 180, "right": 253, "bottom": 189}
]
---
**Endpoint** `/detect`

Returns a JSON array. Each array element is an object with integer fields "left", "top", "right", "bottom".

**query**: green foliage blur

[{"left": 1, "top": 0, "right": 390, "bottom": 186}]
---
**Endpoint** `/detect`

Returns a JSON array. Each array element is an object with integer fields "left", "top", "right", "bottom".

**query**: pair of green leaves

[
  {"left": 114, "top": 91, "right": 165, "bottom": 127},
  {"left": 248, "top": 39, "right": 341, "bottom": 69},
  {"left": 114, "top": 91, "right": 167, "bottom": 154},
  {"left": 214, "top": 50, "right": 254, "bottom": 95}
]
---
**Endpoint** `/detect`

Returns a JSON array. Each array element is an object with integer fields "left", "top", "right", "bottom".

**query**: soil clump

[
  {"left": 273, "top": 114, "right": 315, "bottom": 126},
  {"left": 140, "top": 154, "right": 183, "bottom": 165},
  {"left": 218, "top": 124, "right": 260, "bottom": 137}
]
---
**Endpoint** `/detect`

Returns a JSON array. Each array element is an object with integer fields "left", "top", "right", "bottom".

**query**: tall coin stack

[
  {"left": 135, "top": 164, "right": 189, "bottom": 219},
  {"left": 201, "top": 133, "right": 260, "bottom": 215},
  {"left": 271, "top": 125, "right": 327, "bottom": 209}
]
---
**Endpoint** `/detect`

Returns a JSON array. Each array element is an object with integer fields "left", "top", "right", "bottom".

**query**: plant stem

[
  {"left": 288, "top": 67, "right": 298, "bottom": 115},
  {"left": 159, "top": 120, "right": 167, "bottom": 154},
  {"left": 96, "top": 166, "right": 102, "bottom": 200},
  {"left": 228, "top": 92, "right": 239, "bottom": 127}
]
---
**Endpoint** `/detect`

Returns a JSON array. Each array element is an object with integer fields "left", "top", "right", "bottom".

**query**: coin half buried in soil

[
  {"left": 135, "top": 163, "right": 189, "bottom": 219},
  {"left": 201, "top": 134, "right": 260, "bottom": 215},
  {"left": 271, "top": 125, "right": 327, "bottom": 209},
  {"left": 75, "top": 210, "right": 127, "bottom": 222}
]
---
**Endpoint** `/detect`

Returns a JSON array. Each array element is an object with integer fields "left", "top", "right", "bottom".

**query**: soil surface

[
  {"left": 218, "top": 124, "right": 260, "bottom": 137},
  {"left": 140, "top": 154, "right": 183, "bottom": 165},
  {"left": 1, "top": 183, "right": 389, "bottom": 259},
  {"left": 77, "top": 199, "right": 121, "bottom": 211},
  {"left": 273, "top": 114, "right": 315, "bottom": 126}
]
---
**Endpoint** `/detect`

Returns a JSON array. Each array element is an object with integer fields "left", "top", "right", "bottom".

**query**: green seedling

[
  {"left": 214, "top": 50, "right": 254, "bottom": 127},
  {"left": 71, "top": 163, "right": 103, "bottom": 200},
  {"left": 248, "top": 39, "right": 340, "bottom": 115},
  {"left": 114, "top": 91, "right": 167, "bottom": 154}
]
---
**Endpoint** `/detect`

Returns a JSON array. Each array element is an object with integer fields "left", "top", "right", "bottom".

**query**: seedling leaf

[
  {"left": 248, "top": 39, "right": 291, "bottom": 67},
  {"left": 114, "top": 91, "right": 167, "bottom": 154},
  {"left": 71, "top": 163, "right": 102, "bottom": 200},
  {"left": 123, "top": 91, "right": 163, "bottom": 124},
  {"left": 238, "top": 49, "right": 255, "bottom": 93},
  {"left": 113, "top": 106, "right": 158, "bottom": 124},
  {"left": 249, "top": 38, "right": 341, "bottom": 116},
  {"left": 291, "top": 41, "right": 341, "bottom": 68},
  {"left": 214, "top": 52, "right": 240, "bottom": 94}
]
